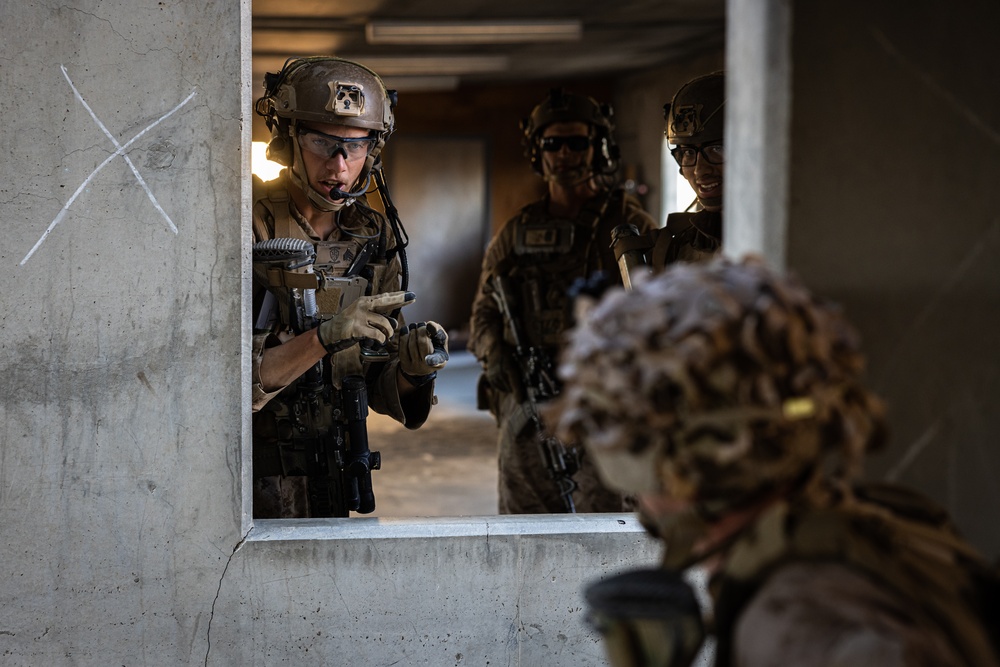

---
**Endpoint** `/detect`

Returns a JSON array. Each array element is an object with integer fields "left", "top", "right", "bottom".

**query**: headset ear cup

[{"left": 265, "top": 124, "right": 292, "bottom": 167}]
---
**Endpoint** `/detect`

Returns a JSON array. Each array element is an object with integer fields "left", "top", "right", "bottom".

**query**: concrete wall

[
  {"left": 727, "top": 0, "right": 1000, "bottom": 557},
  {"left": 0, "top": 1, "right": 660, "bottom": 664}
]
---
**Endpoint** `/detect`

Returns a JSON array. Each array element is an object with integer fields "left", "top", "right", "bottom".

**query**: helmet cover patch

[
  {"left": 327, "top": 81, "right": 365, "bottom": 117},
  {"left": 670, "top": 104, "right": 703, "bottom": 138}
]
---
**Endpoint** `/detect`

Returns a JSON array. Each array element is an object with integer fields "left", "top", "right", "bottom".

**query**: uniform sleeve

[
  {"left": 250, "top": 196, "right": 287, "bottom": 412},
  {"left": 733, "top": 562, "right": 968, "bottom": 667},
  {"left": 468, "top": 217, "right": 517, "bottom": 363},
  {"left": 365, "top": 220, "right": 436, "bottom": 429},
  {"left": 251, "top": 332, "right": 287, "bottom": 412}
]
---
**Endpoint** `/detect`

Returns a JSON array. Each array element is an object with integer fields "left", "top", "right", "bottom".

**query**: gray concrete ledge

[{"left": 251, "top": 512, "right": 650, "bottom": 542}]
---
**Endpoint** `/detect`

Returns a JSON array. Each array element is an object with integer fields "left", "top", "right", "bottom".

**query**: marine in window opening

[{"left": 250, "top": 56, "right": 449, "bottom": 519}]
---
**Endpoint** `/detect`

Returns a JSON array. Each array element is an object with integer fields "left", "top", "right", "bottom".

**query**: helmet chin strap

[{"left": 287, "top": 165, "right": 346, "bottom": 213}]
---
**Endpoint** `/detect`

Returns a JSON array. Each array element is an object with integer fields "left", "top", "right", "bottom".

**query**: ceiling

[{"left": 252, "top": 0, "right": 726, "bottom": 93}]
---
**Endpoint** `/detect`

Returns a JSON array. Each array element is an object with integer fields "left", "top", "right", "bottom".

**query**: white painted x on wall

[{"left": 20, "top": 65, "right": 198, "bottom": 266}]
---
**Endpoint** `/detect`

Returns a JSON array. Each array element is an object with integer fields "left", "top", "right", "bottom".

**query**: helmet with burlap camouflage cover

[
  {"left": 254, "top": 56, "right": 397, "bottom": 211},
  {"left": 521, "top": 88, "right": 619, "bottom": 176},
  {"left": 664, "top": 71, "right": 725, "bottom": 146},
  {"left": 554, "top": 256, "right": 886, "bottom": 518}
]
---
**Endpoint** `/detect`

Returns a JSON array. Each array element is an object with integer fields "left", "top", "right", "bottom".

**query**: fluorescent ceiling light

[
  {"left": 340, "top": 55, "right": 509, "bottom": 76},
  {"left": 366, "top": 20, "right": 582, "bottom": 45}
]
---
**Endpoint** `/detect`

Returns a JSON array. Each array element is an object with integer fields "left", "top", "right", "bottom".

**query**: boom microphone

[{"left": 329, "top": 173, "right": 372, "bottom": 202}]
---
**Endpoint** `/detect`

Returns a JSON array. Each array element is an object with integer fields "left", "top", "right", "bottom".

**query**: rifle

[
  {"left": 252, "top": 238, "right": 383, "bottom": 517},
  {"left": 609, "top": 223, "right": 653, "bottom": 291},
  {"left": 491, "top": 274, "right": 580, "bottom": 512}
]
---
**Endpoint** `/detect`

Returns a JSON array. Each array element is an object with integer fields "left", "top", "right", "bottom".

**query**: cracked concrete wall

[
  {"left": 0, "top": 2, "right": 661, "bottom": 665},
  {"left": 728, "top": 0, "right": 1000, "bottom": 558}
]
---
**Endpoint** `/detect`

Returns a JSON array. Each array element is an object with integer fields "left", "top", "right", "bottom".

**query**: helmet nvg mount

[
  {"left": 520, "top": 88, "right": 620, "bottom": 177},
  {"left": 664, "top": 71, "right": 725, "bottom": 146},
  {"left": 254, "top": 56, "right": 397, "bottom": 211}
]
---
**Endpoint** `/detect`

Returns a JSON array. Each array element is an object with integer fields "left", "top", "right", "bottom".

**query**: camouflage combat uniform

[
  {"left": 710, "top": 482, "right": 1000, "bottom": 667},
  {"left": 251, "top": 172, "right": 435, "bottom": 518},
  {"left": 469, "top": 188, "right": 655, "bottom": 514}
]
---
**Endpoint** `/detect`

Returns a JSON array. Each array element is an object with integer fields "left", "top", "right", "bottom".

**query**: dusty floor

[{"left": 367, "top": 351, "right": 501, "bottom": 517}]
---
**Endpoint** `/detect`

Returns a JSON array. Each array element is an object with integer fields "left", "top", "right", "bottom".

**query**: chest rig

[
  {"left": 507, "top": 193, "right": 617, "bottom": 349},
  {"left": 251, "top": 177, "right": 391, "bottom": 517},
  {"left": 252, "top": 179, "right": 392, "bottom": 330}
]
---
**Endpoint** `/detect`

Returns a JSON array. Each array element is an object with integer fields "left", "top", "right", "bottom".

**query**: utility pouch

[{"left": 314, "top": 273, "right": 369, "bottom": 319}]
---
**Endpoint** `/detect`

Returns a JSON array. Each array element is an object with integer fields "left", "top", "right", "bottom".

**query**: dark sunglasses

[{"left": 539, "top": 135, "right": 592, "bottom": 152}]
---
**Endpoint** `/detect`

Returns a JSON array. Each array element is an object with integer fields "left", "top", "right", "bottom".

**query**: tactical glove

[
  {"left": 317, "top": 291, "right": 415, "bottom": 354},
  {"left": 399, "top": 321, "right": 449, "bottom": 385}
]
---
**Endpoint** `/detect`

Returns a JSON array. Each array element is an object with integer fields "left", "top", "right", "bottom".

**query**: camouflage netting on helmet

[{"left": 554, "top": 256, "right": 886, "bottom": 509}]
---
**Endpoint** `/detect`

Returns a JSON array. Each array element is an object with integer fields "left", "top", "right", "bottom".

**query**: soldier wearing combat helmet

[
  {"left": 468, "top": 88, "right": 655, "bottom": 514},
  {"left": 555, "top": 257, "right": 999, "bottom": 667},
  {"left": 251, "top": 57, "right": 449, "bottom": 518},
  {"left": 612, "top": 72, "right": 725, "bottom": 288}
]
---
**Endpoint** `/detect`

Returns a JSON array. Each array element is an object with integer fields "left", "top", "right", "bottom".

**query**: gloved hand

[
  {"left": 317, "top": 290, "right": 415, "bottom": 354},
  {"left": 399, "top": 321, "right": 449, "bottom": 383}
]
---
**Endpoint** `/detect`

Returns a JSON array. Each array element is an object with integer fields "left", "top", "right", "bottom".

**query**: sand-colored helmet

[
  {"left": 254, "top": 56, "right": 396, "bottom": 210},
  {"left": 554, "top": 256, "right": 886, "bottom": 517},
  {"left": 520, "top": 88, "right": 619, "bottom": 176},
  {"left": 664, "top": 72, "right": 725, "bottom": 146}
]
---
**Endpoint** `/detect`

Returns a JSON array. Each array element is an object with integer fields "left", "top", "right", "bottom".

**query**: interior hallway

[{"left": 368, "top": 350, "right": 500, "bottom": 517}]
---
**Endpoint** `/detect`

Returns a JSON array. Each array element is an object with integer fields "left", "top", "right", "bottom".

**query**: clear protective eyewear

[
  {"left": 539, "top": 135, "right": 592, "bottom": 153},
  {"left": 297, "top": 126, "right": 375, "bottom": 163},
  {"left": 670, "top": 142, "right": 725, "bottom": 167}
]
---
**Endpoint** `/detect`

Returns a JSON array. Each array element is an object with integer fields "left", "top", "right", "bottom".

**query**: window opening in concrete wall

[{"left": 247, "top": 129, "right": 495, "bottom": 521}]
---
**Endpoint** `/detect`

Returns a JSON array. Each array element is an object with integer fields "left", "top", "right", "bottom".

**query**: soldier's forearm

[{"left": 259, "top": 329, "right": 327, "bottom": 392}]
